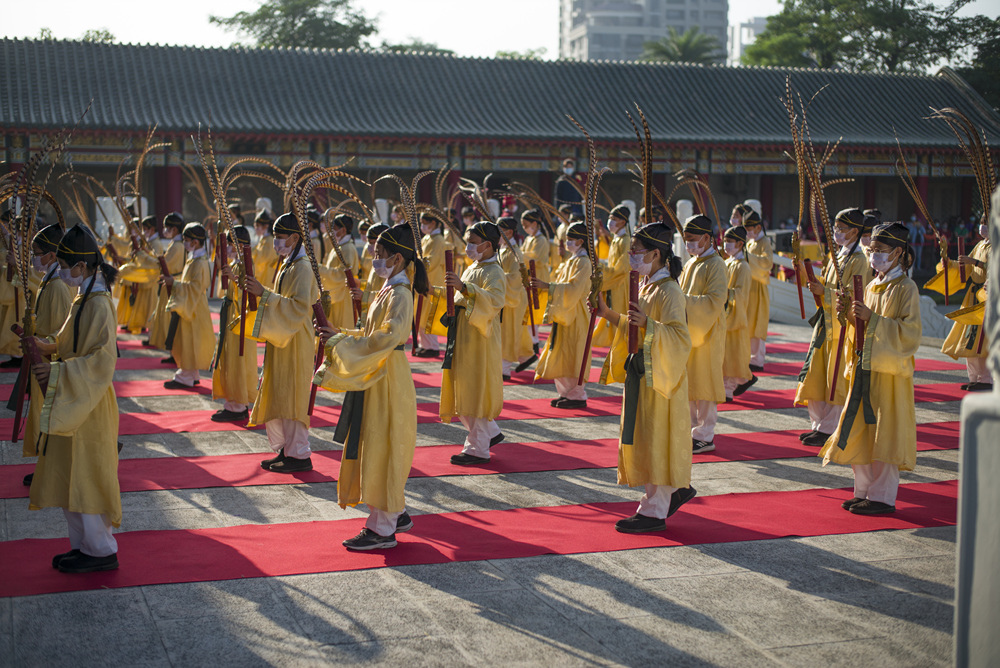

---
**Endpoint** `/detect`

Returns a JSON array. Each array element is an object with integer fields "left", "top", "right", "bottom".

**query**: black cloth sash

[
  {"left": 440, "top": 307, "right": 464, "bottom": 370},
  {"left": 333, "top": 344, "right": 404, "bottom": 460},
  {"left": 621, "top": 352, "right": 645, "bottom": 446},
  {"left": 834, "top": 349, "right": 876, "bottom": 450},
  {"left": 212, "top": 297, "right": 233, "bottom": 370},
  {"left": 129, "top": 283, "right": 137, "bottom": 306},
  {"left": 549, "top": 322, "right": 559, "bottom": 350},
  {"left": 164, "top": 312, "right": 181, "bottom": 350},
  {"left": 963, "top": 281, "right": 985, "bottom": 350},
  {"left": 797, "top": 307, "right": 826, "bottom": 383}
]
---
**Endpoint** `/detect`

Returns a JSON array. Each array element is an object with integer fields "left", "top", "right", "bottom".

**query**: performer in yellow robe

[
  {"left": 161, "top": 223, "right": 215, "bottom": 389},
  {"left": 721, "top": 226, "right": 754, "bottom": 401},
  {"left": 307, "top": 208, "right": 327, "bottom": 267},
  {"left": 211, "top": 225, "right": 259, "bottom": 423},
  {"left": 124, "top": 216, "right": 166, "bottom": 334},
  {"left": 22, "top": 225, "right": 74, "bottom": 486},
  {"left": 553, "top": 204, "right": 574, "bottom": 269},
  {"left": 253, "top": 210, "right": 280, "bottom": 291},
  {"left": 942, "top": 221, "right": 991, "bottom": 390},
  {"left": 497, "top": 216, "right": 533, "bottom": 378},
  {"left": 820, "top": 222, "right": 921, "bottom": 515},
  {"left": 414, "top": 212, "right": 446, "bottom": 357},
  {"left": 0, "top": 223, "right": 24, "bottom": 367},
  {"left": 27, "top": 225, "right": 121, "bottom": 573},
  {"left": 441, "top": 221, "right": 507, "bottom": 466},
  {"left": 318, "top": 213, "right": 361, "bottom": 330},
  {"left": 679, "top": 215, "right": 728, "bottom": 454},
  {"left": 794, "top": 209, "right": 874, "bottom": 446},
  {"left": 108, "top": 224, "right": 135, "bottom": 330},
  {"left": 593, "top": 205, "right": 632, "bottom": 348},
  {"left": 596, "top": 222, "right": 696, "bottom": 533},
  {"left": 519, "top": 208, "right": 550, "bottom": 363},
  {"left": 533, "top": 222, "right": 593, "bottom": 408},
  {"left": 314, "top": 225, "right": 429, "bottom": 550},
  {"left": 359, "top": 224, "right": 389, "bottom": 322},
  {"left": 741, "top": 207, "right": 772, "bottom": 371},
  {"left": 146, "top": 213, "right": 186, "bottom": 350},
  {"left": 240, "top": 213, "right": 319, "bottom": 473}
]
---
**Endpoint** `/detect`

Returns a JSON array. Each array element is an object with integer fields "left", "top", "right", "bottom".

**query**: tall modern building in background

[
  {"left": 727, "top": 16, "right": 769, "bottom": 66},
  {"left": 559, "top": 0, "right": 729, "bottom": 62}
]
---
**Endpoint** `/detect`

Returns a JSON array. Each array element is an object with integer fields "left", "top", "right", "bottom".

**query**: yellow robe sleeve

[
  {"left": 164, "top": 239, "right": 185, "bottom": 274},
  {"left": 864, "top": 278, "right": 922, "bottom": 376},
  {"left": 521, "top": 234, "right": 552, "bottom": 283},
  {"left": 725, "top": 259, "right": 750, "bottom": 331},
  {"left": 457, "top": 262, "right": 506, "bottom": 337},
  {"left": 167, "top": 257, "right": 210, "bottom": 321},
  {"left": 682, "top": 256, "right": 727, "bottom": 348},
  {"left": 746, "top": 235, "right": 773, "bottom": 282},
  {"left": 34, "top": 277, "right": 74, "bottom": 337},
  {"left": 601, "top": 234, "right": 630, "bottom": 294},
  {"left": 252, "top": 259, "right": 318, "bottom": 348},
  {"left": 545, "top": 256, "right": 591, "bottom": 326},
  {"left": 253, "top": 237, "right": 280, "bottom": 289},
  {"left": 422, "top": 233, "right": 446, "bottom": 288}
]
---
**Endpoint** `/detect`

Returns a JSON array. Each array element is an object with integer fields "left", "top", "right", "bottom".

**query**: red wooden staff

[
  {"left": 941, "top": 240, "right": 950, "bottom": 306},
  {"left": 238, "top": 243, "right": 257, "bottom": 357},
  {"left": 578, "top": 303, "right": 598, "bottom": 386},
  {"left": 853, "top": 274, "right": 866, "bottom": 352},
  {"left": 218, "top": 233, "right": 229, "bottom": 291},
  {"left": 627, "top": 270, "right": 640, "bottom": 355},
  {"left": 791, "top": 232, "right": 806, "bottom": 319},
  {"left": 344, "top": 268, "right": 361, "bottom": 325},
  {"left": 445, "top": 250, "right": 455, "bottom": 316},
  {"left": 529, "top": 259, "right": 540, "bottom": 310},
  {"left": 158, "top": 256, "right": 173, "bottom": 298},
  {"left": 10, "top": 324, "right": 45, "bottom": 442},
  {"left": 307, "top": 300, "right": 334, "bottom": 416},
  {"left": 802, "top": 261, "right": 823, "bottom": 308},
  {"left": 958, "top": 236, "right": 966, "bottom": 282}
]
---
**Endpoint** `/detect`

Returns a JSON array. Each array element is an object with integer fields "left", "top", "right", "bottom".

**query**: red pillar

[
  {"left": 417, "top": 170, "right": 433, "bottom": 205},
  {"left": 863, "top": 177, "right": 876, "bottom": 210},
  {"left": 960, "top": 178, "right": 974, "bottom": 221},
  {"left": 153, "top": 165, "right": 183, "bottom": 219},
  {"left": 915, "top": 175, "right": 930, "bottom": 222},
  {"left": 538, "top": 171, "right": 553, "bottom": 204},
  {"left": 446, "top": 169, "right": 462, "bottom": 217},
  {"left": 760, "top": 175, "right": 774, "bottom": 224}
]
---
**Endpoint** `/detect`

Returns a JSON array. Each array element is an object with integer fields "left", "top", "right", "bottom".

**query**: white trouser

[
  {"left": 63, "top": 510, "right": 117, "bottom": 557},
  {"left": 967, "top": 357, "right": 993, "bottom": 384},
  {"left": 531, "top": 330, "right": 539, "bottom": 345},
  {"left": 417, "top": 331, "right": 440, "bottom": 351},
  {"left": 502, "top": 359, "right": 514, "bottom": 376},
  {"left": 807, "top": 401, "right": 843, "bottom": 434},
  {"left": 637, "top": 484, "right": 679, "bottom": 520},
  {"left": 223, "top": 400, "right": 247, "bottom": 413},
  {"left": 723, "top": 376, "right": 749, "bottom": 398},
  {"left": 553, "top": 377, "right": 587, "bottom": 401},
  {"left": 852, "top": 461, "right": 901, "bottom": 506},
  {"left": 265, "top": 419, "right": 311, "bottom": 459},
  {"left": 459, "top": 416, "right": 501, "bottom": 458},
  {"left": 690, "top": 400, "right": 717, "bottom": 442},
  {"left": 750, "top": 338, "right": 766, "bottom": 367},
  {"left": 366, "top": 508, "right": 403, "bottom": 537},
  {"left": 173, "top": 368, "right": 200, "bottom": 386}
]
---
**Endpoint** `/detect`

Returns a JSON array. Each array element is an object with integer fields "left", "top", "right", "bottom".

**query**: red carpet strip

[
  {"left": 0, "top": 480, "right": 957, "bottom": 598},
  {"left": 0, "top": 422, "right": 959, "bottom": 500}
]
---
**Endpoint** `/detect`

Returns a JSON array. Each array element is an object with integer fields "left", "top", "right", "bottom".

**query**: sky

[{"left": 2, "top": 0, "right": 997, "bottom": 58}]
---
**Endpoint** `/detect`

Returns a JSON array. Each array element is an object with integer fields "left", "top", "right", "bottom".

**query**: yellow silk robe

[
  {"left": 536, "top": 254, "right": 593, "bottom": 380},
  {"left": 593, "top": 230, "right": 632, "bottom": 348},
  {"left": 24, "top": 270, "right": 74, "bottom": 456},
  {"left": 521, "top": 232, "right": 551, "bottom": 324},
  {"left": 211, "top": 275, "right": 259, "bottom": 407},
  {"left": 679, "top": 252, "right": 728, "bottom": 403},
  {"left": 745, "top": 233, "right": 773, "bottom": 339},
  {"left": 795, "top": 250, "right": 872, "bottom": 407},
  {"left": 167, "top": 254, "right": 215, "bottom": 371},
  {"left": 29, "top": 291, "right": 121, "bottom": 526},
  {"left": 319, "top": 238, "right": 361, "bottom": 330},
  {"left": 602, "top": 276, "right": 692, "bottom": 489},
  {"left": 820, "top": 275, "right": 921, "bottom": 470},
  {"left": 314, "top": 281, "right": 415, "bottom": 513},
  {"left": 941, "top": 239, "right": 990, "bottom": 359},
  {"left": 439, "top": 259, "right": 506, "bottom": 421},
  {"left": 422, "top": 231, "right": 446, "bottom": 288},
  {"left": 0, "top": 250, "right": 39, "bottom": 355},
  {"left": 499, "top": 244, "right": 533, "bottom": 362},
  {"left": 359, "top": 266, "right": 385, "bottom": 325},
  {"left": 147, "top": 238, "right": 185, "bottom": 350},
  {"left": 253, "top": 235, "right": 280, "bottom": 290},
  {"left": 249, "top": 256, "right": 319, "bottom": 427},
  {"left": 107, "top": 235, "right": 134, "bottom": 327},
  {"left": 722, "top": 256, "right": 752, "bottom": 380},
  {"left": 124, "top": 237, "right": 167, "bottom": 334},
  {"left": 442, "top": 226, "right": 467, "bottom": 274}
]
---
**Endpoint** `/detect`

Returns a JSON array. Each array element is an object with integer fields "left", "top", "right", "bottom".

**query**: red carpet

[
  {"left": 0, "top": 422, "right": 959, "bottom": 500},
  {"left": 0, "top": 480, "right": 957, "bottom": 598}
]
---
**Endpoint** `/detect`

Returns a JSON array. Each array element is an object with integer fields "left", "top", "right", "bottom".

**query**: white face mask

[
  {"left": 184, "top": 241, "right": 198, "bottom": 254},
  {"left": 860, "top": 236, "right": 871, "bottom": 248},
  {"left": 685, "top": 240, "right": 704, "bottom": 257},
  {"left": 390, "top": 212, "right": 400, "bottom": 223},
  {"left": 60, "top": 267, "right": 84, "bottom": 287},
  {"left": 420, "top": 223, "right": 434, "bottom": 236},
  {"left": 567, "top": 239, "right": 584, "bottom": 254},
  {"left": 32, "top": 257, "right": 47, "bottom": 273},
  {"left": 466, "top": 242, "right": 481, "bottom": 262},
  {"left": 833, "top": 231, "right": 848, "bottom": 247},
  {"left": 724, "top": 242, "right": 738, "bottom": 256},
  {"left": 273, "top": 237, "right": 292, "bottom": 257},
  {"left": 255, "top": 226, "right": 269, "bottom": 238},
  {"left": 979, "top": 224, "right": 988, "bottom": 238},
  {"left": 870, "top": 251, "right": 893, "bottom": 274},
  {"left": 563, "top": 166, "right": 574, "bottom": 176},
  {"left": 730, "top": 216, "right": 741, "bottom": 227},
  {"left": 628, "top": 252, "right": 652, "bottom": 276},
  {"left": 372, "top": 258, "right": 395, "bottom": 279}
]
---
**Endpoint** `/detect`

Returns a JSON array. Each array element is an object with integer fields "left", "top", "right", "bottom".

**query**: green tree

[
  {"left": 743, "top": 0, "right": 995, "bottom": 73},
  {"left": 495, "top": 47, "right": 548, "bottom": 59},
  {"left": 210, "top": 0, "right": 377, "bottom": 49},
  {"left": 641, "top": 27, "right": 723, "bottom": 64},
  {"left": 38, "top": 27, "right": 54, "bottom": 40},
  {"left": 81, "top": 29, "right": 116, "bottom": 44},
  {"left": 955, "top": 18, "right": 1000, "bottom": 111},
  {"left": 381, "top": 38, "right": 454, "bottom": 55}
]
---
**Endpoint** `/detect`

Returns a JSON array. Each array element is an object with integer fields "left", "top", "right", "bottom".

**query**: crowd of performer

[{"left": 2, "top": 170, "right": 991, "bottom": 573}]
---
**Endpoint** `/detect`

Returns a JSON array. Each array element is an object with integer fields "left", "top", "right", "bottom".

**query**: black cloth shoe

[
  {"left": 550, "top": 398, "right": 563, "bottom": 407},
  {"left": 343, "top": 528, "right": 397, "bottom": 551},
  {"left": 0, "top": 356, "right": 22, "bottom": 368},
  {"left": 798, "top": 430, "right": 817, "bottom": 442},
  {"left": 22, "top": 472, "right": 33, "bottom": 486},
  {"left": 733, "top": 375, "right": 758, "bottom": 397},
  {"left": 211, "top": 408, "right": 250, "bottom": 423},
  {"left": 960, "top": 382, "right": 972, "bottom": 391},
  {"left": 967, "top": 382, "right": 993, "bottom": 392},
  {"left": 118, "top": 442, "right": 124, "bottom": 454},
  {"left": 450, "top": 453, "right": 489, "bottom": 466},
  {"left": 514, "top": 354, "right": 538, "bottom": 373},
  {"left": 267, "top": 456, "right": 312, "bottom": 473},
  {"left": 57, "top": 552, "right": 119, "bottom": 573},
  {"left": 841, "top": 497, "right": 865, "bottom": 510},
  {"left": 51, "top": 549, "right": 80, "bottom": 569},
  {"left": 141, "top": 340, "right": 153, "bottom": 347},
  {"left": 160, "top": 356, "right": 176, "bottom": 365},
  {"left": 749, "top": 364, "right": 764, "bottom": 373},
  {"left": 260, "top": 449, "right": 285, "bottom": 470},
  {"left": 163, "top": 380, "right": 199, "bottom": 390},
  {"left": 489, "top": 432, "right": 505, "bottom": 448},
  {"left": 692, "top": 439, "right": 715, "bottom": 454},
  {"left": 502, "top": 374, "right": 511, "bottom": 382},
  {"left": 396, "top": 512, "right": 413, "bottom": 533},
  {"left": 849, "top": 500, "right": 896, "bottom": 515},
  {"left": 724, "top": 397, "right": 734, "bottom": 403},
  {"left": 801, "top": 431, "right": 831, "bottom": 447},
  {"left": 412, "top": 348, "right": 440, "bottom": 358},
  {"left": 554, "top": 399, "right": 587, "bottom": 410},
  {"left": 615, "top": 513, "right": 666, "bottom": 534},
  {"left": 668, "top": 486, "right": 698, "bottom": 517}
]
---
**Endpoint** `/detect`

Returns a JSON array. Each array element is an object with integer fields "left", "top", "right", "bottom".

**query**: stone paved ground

[{"left": 0, "top": 310, "right": 960, "bottom": 667}]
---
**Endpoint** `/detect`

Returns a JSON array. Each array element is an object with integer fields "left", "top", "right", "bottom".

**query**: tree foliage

[
  {"left": 641, "top": 27, "right": 723, "bottom": 65},
  {"left": 495, "top": 47, "right": 549, "bottom": 60},
  {"left": 81, "top": 29, "right": 116, "bottom": 44},
  {"left": 743, "top": 0, "right": 996, "bottom": 73},
  {"left": 380, "top": 38, "right": 453, "bottom": 55},
  {"left": 955, "top": 19, "right": 1000, "bottom": 110},
  {"left": 210, "top": 0, "right": 377, "bottom": 50}
]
